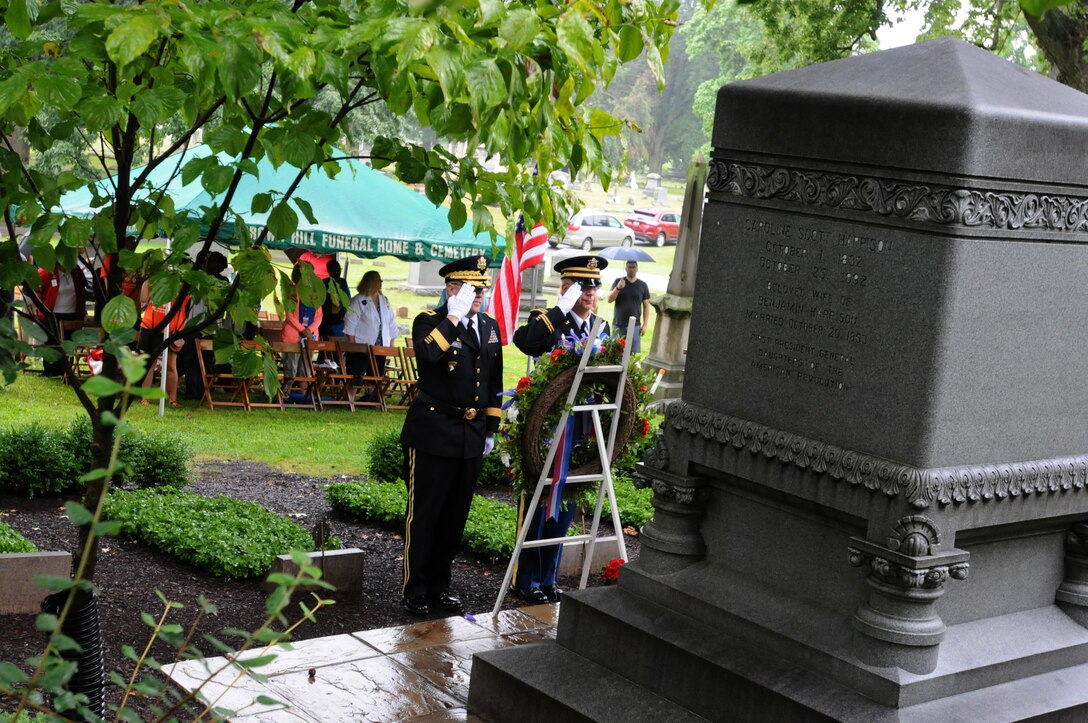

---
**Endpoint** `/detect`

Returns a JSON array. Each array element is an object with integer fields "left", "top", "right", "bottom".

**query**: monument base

[{"left": 470, "top": 576, "right": 1088, "bottom": 722}]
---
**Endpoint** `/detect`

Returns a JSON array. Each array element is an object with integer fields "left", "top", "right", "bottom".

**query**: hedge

[{"left": 104, "top": 489, "right": 329, "bottom": 579}]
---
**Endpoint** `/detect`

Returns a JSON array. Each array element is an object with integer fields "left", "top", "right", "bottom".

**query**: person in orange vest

[{"left": 138, "top": 283, "right": 188, "bottom": 407}]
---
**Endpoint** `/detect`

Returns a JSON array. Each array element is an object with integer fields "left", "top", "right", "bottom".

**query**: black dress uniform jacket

[
  {"left": 400, "top": 305, "right": 503, "bottom": 458},
  {"left": 512, "top": 305, "right": 611, "bottom": 358}
]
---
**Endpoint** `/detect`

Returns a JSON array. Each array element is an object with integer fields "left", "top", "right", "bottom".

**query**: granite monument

[{"left": 470, "top": 38, "right": 1088, "bottom": 721}]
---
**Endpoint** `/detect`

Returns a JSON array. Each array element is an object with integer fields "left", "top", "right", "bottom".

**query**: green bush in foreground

[
  {"left": 326, "top": 481, "right": 518, "bottom": 558},
  {"left": 105, "top": 489, "right": 326, "bottom": 578},
  {"left": 364, "top": 429, "right": 509, "bottom": 487},
  {"left": 577, "top": 474, "right": 655, "bottom": 530},
  {"left": 0, "top": 423, "right": 81, "bottom": 497},
  {"left": 0, "top": 520, "right": 37, "bottom": 553},
  {"left": 0, "top": 417, "right": 191, "bottom": 497}
]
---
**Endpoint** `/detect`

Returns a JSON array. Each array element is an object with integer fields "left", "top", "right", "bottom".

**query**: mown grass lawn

[{"left": 0, "top": 373, "right": 404, "bottom": 478}]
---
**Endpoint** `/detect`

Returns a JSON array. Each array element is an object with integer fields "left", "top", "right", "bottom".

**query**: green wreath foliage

[{"left": 497, "top": 333, "right": 655, "bottom": 499}]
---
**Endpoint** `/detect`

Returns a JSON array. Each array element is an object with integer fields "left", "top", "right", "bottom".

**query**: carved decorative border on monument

[
  {"left": 665, "top": 401, "right": 1088, "bottom": 509},
  {"left": 707, "top": 157, "right": 1088, "bottom": 235}
]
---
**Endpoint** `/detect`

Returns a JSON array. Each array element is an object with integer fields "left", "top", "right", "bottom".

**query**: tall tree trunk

[{"left": 1024, "top": 2, "right": 1088, "bottom": 93}]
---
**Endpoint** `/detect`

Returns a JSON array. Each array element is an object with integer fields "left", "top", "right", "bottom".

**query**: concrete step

[
  {"left": 554, "top": 585, "right": 842, "bottom": 722},
  {"left": 468, "top": 641, "right": 708, "bottom": 723}
]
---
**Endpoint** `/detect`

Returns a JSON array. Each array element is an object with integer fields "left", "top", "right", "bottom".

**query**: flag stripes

[{"left": 487, "top": 215, "right": 548, "bottom": 345}]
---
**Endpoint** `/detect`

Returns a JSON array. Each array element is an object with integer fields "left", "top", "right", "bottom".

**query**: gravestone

[
  {"left": 642, "top": 172, "right": 661, "bottom": 197},
  {"left": 402, "top": 260, "right": 444, "bottom": 295},
  {"left": 469, "top": 38, "right": 1088, "bottom": 721},
  {"left": 653, "top": 186, "right": 668, "bottom": 205}
]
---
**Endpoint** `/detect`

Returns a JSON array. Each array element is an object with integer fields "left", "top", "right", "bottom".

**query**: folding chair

[
  {"left": 310, "top": 340, "right": 354, "bottom": 411},
  {"left": 60, "top": 320, "right": 105, "bottom": 384},
  {"left": 257, "top": 318, "right": 285, "bottom": 343},
  {"left": 400, "top": 345, "right": 419, "bottom": 405},
  {"left": 196, "top": 339, "right": 250, "bottom": 410},
  {"left": 336, "top": 341, "right": 384, "bottom": 410},
  {"left": 371, "top": 345, "right": 413, "bottom": 410},
  {"left": 240, "top": 340, "right": 284, "bottom": 411},
  {"left": 271, "top": 340, "right": 320, "bottom": 410}
]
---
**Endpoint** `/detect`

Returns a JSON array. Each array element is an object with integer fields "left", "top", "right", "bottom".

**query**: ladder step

[
  {"left": 571, "top": 403, "right": 620, "bottom": 412},
  {"left": 539, "top": 473, "right": 607, "bottom": 485},
  {"left": 580, "top": 365, "right": 624, "bottom": 374},
  {"left": 519, "top": 534, "right": 619, "bottom": 549}
]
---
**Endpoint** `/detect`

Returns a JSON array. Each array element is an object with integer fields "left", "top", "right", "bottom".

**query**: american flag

[{"left": 487, "top": 214, "right": 548, "bottom": 345}]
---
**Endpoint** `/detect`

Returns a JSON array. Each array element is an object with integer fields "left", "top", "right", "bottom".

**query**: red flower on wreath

[
  {"left": 641, "top": 419, "right": 650, "bottom": 436},
  {"left": 617, "top": 337, "right": 626, "bottom": 349},
  {"left": 550, "top": 348, "right": 564, "bottom": 363},
  {"left": 516, "top": 376, "right": 532, "bottom": 394},
  {"left": 602, "top": 558, "right": 625, "bottom": 584}
]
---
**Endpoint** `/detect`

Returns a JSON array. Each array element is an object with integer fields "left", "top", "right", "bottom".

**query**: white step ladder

[{"left": 492, "top": 316, "right": 636, "bottom": 614}]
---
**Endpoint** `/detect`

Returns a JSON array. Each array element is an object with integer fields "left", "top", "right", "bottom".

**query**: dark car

[{"left": 623, "top": 208, "right": 680, "bottom": 247}]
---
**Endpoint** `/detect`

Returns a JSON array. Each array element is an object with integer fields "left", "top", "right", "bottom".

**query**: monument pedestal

[{"left": 470, "top": 39, "right": 1088, "bottom": 721}]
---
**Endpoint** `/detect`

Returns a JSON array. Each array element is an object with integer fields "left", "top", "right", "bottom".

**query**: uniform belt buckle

[{"left": 463, "top": 408, "right": 477, "bottom": 420}]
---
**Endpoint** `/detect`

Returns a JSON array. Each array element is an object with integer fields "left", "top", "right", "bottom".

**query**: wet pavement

[{"left": 165, "top": 604, "right": 558, "bottom": 722}]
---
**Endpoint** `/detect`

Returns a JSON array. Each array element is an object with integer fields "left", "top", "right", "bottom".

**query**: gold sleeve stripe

[
  {"left": 540, "top": 314, "right": 555, "bottom": 334},
  {"left": 422, "top": 309, "right": 437, "bottom": 316},
  {"left": 486, "top": 407, "right": 502, "bottom": 418},
  {"left": 425, "top": 329, "right": 450, "bottom": 351}
]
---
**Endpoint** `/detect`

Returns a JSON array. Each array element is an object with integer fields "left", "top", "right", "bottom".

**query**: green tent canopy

[{"left": 58, "top": 143, "right": 504, "bottom": 263}]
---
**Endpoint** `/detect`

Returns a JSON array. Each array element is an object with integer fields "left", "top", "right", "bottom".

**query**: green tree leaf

[
  {"left": 4, "top": 0, "right": 31, "bottom": 40},
  {"left": 106, "top": 14, "right": 162, "bottom": 67},
  {"left": 267, "top": 202, "right": 299, "bottom": 241},
  {"left": 616, "top": 25, "right": 645, "bottom": 63},
  {"left": 101, "top": 295, "right": 138, "bottom": 334},
  {"left": 65, "top": 501, "right": 93, "bottom": 526},
  {"left": 36, "top": 74, "right": 83, "bottom": 111},
  {"left": 500, "top": 9, "right": 540, "bottom": 50},
  {"left": 81, "top": 375, "right": 124, "bottom": 397}
]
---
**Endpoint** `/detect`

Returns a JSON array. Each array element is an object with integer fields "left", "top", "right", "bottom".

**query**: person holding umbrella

[{"left": 606, "top": 257, "right": 651, "bottom": 353}]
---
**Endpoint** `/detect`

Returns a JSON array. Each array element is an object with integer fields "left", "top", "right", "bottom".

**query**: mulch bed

[{"left": 0, "top": 460, "right": 638, "bottom": 715}]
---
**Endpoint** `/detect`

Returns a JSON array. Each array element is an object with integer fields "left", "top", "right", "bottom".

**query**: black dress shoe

[
  {"left": 540, "top": 586, "right": 562, "bottom": 602},
  {"left": 429, "top": 592, "right": 463, "bottom": 612},
  {"left": 403, "top": 595, "right": 430, "bottom": 615},
  {"left": 512, "top": 586, "right": 548, "bottom": 604}
]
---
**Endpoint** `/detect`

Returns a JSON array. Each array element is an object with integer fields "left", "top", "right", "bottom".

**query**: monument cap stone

[{"left": 713, "top": 37, "right": 1088, "bottom": 185}]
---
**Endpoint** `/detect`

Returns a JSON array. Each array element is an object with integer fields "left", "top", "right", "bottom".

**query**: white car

[{"left": 550, "top": 209, "right": 634, "bottom": 251}]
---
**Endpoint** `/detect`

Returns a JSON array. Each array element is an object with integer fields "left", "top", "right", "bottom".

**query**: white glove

[
  {"left": 483, "top": 436, "right": 495, "bottom": 455},
  {"left": 557, "top": 282, "right": 582, "bottom": 314},
  {"left": 447, "top": 282, "right": 476, "bottom": 319}
]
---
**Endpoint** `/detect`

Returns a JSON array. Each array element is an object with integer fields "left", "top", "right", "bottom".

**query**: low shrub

[
  {"left": 365, "top": 428, "right": 509, "bottom": 487},
  {"left": 363, "top": 429, "right": 403, "bottom": 483},
  {"left": 0, "top": 417, "right": 191, "bottom": 497},
  {"left": 326, "top": 481, "right": 518, "bottom": 559},
  {"left": 104, "top": 489, "right": 325, "bottom": 579},
  {"left": 462, "top": 495, "right": 517, "bottom": 558},
  {"left": 479, "top": 453, "right": 508, "bottom": 487},
  {"left": 123, "top": 430, "right": 191, "bottom": 489},
  {"left": 575, "top": 473, "right": 654, "bottom": 529},
  {"left": 326, "top": 479, "right": 407, "bottom": 522},
  {"left": 0, "top": 520, "right": 37, "bottom": 553},
  {"left": 0, "top": 423, "right": 80, "bottom": 497}
]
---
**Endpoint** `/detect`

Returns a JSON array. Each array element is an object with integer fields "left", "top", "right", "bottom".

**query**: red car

[{"left": 623, "top": 208, "right": 680, "bottom": 247}]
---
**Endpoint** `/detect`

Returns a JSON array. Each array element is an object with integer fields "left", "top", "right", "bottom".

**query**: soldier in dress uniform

[
  {"left": 400, "top": 255, "right": 503, "bottom": 615},
  {"left": 511, "top": 254, "right": 610, "bottom": 603}
]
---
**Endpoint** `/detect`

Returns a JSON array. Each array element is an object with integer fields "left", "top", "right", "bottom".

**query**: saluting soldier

[
  {"left": 511, "top": 254, "right": 609, "bottom": 603},
  {"left": 400, "top": 255, "right": 503, "bottom": 615}
]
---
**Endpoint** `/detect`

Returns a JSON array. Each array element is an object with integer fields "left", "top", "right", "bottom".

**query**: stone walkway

[{"left": 165, "top": 604, "right": 558, "bottom": 722}]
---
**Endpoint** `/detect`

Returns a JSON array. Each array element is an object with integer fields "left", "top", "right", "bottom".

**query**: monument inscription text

[{"left": 740, "top": 216, "right": 893, "bottom": 394}]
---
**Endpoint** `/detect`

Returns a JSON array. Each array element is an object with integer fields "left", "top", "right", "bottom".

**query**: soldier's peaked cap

[
  {"left": 439, "top": 255, "right": 492, "bottom": 288},
  {"left": 554, "top": 255, "right": 608, "bottom": 287}
]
